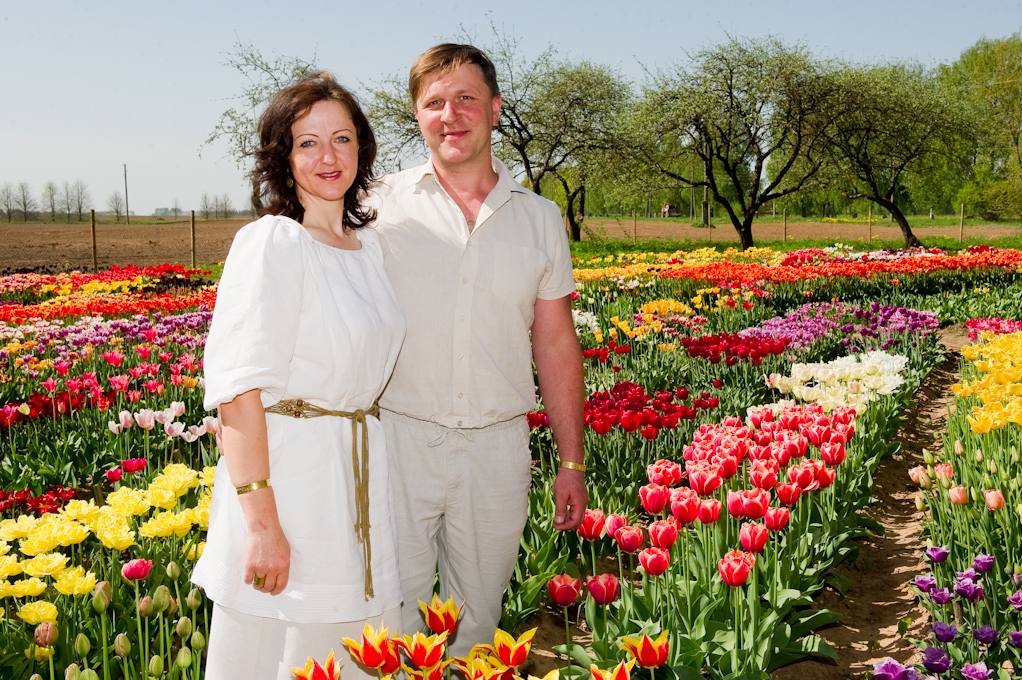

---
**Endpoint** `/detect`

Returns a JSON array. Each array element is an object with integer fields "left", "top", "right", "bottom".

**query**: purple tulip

[
  {"left": 956, "top": 568, "right": 979, "bottom": 581},
  {"left": 932, "top": 621, "right": 958, "bottom": 643},
  {"left": 921, "top": 647, "right": 952, "bottom": 674},
  {"left": 954, "top": 579, "right": 984, "bottom": 603},
  {"left": 1008, "top": 631, "right": 1022, "bottom": 648},
  {"left": 913, "top": 574, "right": 937, "bottom": 593},
  {"left": 930, "top": 588, "right": 952, "bottom": 605},
  {"left": 872, "top": 658, "right": 919, "bottom": 680},
  {"left": 973, "top": 625, "right": 998, "bottom": 645},
  {"left": 926, "top": 546, "right": 950, "bottom": 563},
  {"left": 961, "top": 663, "right": 993, "bottom": 680},
  {"left": 1008, "top": 591, "right": 1022, "bottom": 611},
  {"left": 972, "top": 554, "right": 995, "bottom": 573}
]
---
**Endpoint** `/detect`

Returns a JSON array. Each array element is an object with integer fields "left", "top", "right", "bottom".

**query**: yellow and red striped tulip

[
  {"left": 419, "top": 594, "right": 460, "bottom": 636},
  {"left": 342, "top": 624, "right": 392, "bottom": 670},
  {"left": 620, "top": 631, "right": 669, "bottom": 668},
  {"left": 473, "top": 628, "right": 536, "bottom": 668},
  {"left": 396, "top": 632, "right": 449, "bottom": 669},
  {"left": 590, "top": 660, "right": 636, "bottom": 680},
  {"left": 290, "top": 650, "right": 340, "bottom": 680},
  {"left": 453, "top": 654, "right": 509, "bottom": 680},
  {"left": 403, "top": 660, "right": 454, "bottom": 680}
]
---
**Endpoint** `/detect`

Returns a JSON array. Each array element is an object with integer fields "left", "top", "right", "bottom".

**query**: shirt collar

[{"left": 411, "top": 156, "right": 528, "bottom": 194}]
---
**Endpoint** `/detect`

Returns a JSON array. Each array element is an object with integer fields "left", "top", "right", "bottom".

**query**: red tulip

[
  {"left": 586, "top": 573, "right": 620, "bottom": 605},
  {"left": 638, "top": 547, "right": 670, "bottom": 576},
  {"left": 121, "top": 559, "right": 153, "bottom": 582},
  {"left": 816, "top": 465, "right": 836, "bottom": 489},
  {"left": 641, "top": 425, "right": 659, "bottom": 440},
  {"left": 619, "top": 412, "right": 641, "bottom": 432},
  {"left": 547, "top": 574, "right": 581, "bottom": 607},
  {"left": 647, "top": 459, "right": 684, "bottom": 487},
  {"left": 726, "top": 490, "right": 745, "bottom": 518},
  {"left": 639, "top": 484, "right": 669, "bottom": 514},
  {"left": 749, "top": 460, "right": 778, "bottom": 490},
  {"left": 605, "top": 513, "right": 628, "bottom": 538},
  {"left": 820, "top": 442, "right": 846, "bottom": 466},
  {"left": 739, "top": 522, "right": 769, "bottom": 553},
  {"left": 787, "top": 462, "right": 819, "bottom": 491},
  {"left": 765, "top": 506, "right": 790, "bottom": 532},
  {"left": 718, "top": 550, "right": 755, "bottom": 587},
  {"left": 614, "top": 526, "right": 643, "bottom": 553},
  {"left": 648, "top": 519, "right": 678, "bottom": 550},
  {"left": 577, "top": 509, "right": 606, "bottom": 541},
  {"left": 775, "top": 482, "right": 801, "bottom": 507},
  {"left": 121, "top": 458, "right": 148, "bottom": 474},
  {"left": 688, "top": 463, "right": 723, "bottom": 496},
  {"left": 105, "top": 467, "right": 122, "bottom": 483},
  {"left": 697, "top": 499, "right": 721, "bottom": 524},
  {"left": 670, "top": 487, "right": 700, "bottom": 525}
]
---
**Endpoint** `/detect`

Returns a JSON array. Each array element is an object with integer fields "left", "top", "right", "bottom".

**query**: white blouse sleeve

[{"left": 202, "top": 216, "right": 305, "bottom": 411}]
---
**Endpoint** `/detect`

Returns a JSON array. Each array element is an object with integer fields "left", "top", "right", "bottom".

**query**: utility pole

[{"left": 123, "top": 164, "right": 130, "bottom": 225}]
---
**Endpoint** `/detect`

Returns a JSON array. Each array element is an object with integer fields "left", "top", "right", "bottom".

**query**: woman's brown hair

[{"left": 251, "top": 71, "right": 377, "bottom": 228}]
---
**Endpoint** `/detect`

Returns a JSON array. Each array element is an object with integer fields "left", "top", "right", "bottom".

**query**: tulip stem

[
  {"left": 135, "top": 582, "right": 146, "bottom": 680},
  {"left": 563, "top": 605, "right": 572, "bottom": 670},
  {"left": 101, "top": 607, "right": 111, "bottom": 680}
]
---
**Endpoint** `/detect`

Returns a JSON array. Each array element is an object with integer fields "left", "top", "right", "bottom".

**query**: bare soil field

[
  {"left": 585, "top": 218, "right": 1022, "bottom": 244},
  {"left": 2, "top": 218, "right": 1020, "bottom": 272}
]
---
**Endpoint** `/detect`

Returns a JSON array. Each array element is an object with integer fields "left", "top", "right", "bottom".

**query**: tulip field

[{"left": 2, "top": 245, "right": 1022, "bottom": 680}]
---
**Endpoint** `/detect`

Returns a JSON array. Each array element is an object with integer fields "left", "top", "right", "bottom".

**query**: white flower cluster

[
  {"left": 572, "top": 309, "right": 601, "bottom": 333},
  {"left": 764, "top": 350, "right": 908, "bottom": 412}
]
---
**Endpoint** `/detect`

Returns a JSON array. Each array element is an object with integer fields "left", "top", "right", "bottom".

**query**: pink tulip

[
  {"left": 121, "top": 559, "right": 153, "bottom": 581},
  {"left": 105, "top": 468, "right": 123, "bottom": 483},
  {"left": 134, "top": 410, "right": 156, "bottom": 430},
  {"left": 171, "top": 401, "right": 186, "bottom": 418},
  {"left": 949, "top": 485, "right": 969, "bottom": 505},
  {"left": 118, "top": 411, "right": 134, "bottom": 430},
  {"left": 985, "top": 489, "right": 1006, "bottom": 511}
]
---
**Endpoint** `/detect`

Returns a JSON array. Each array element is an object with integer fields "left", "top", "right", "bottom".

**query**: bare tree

[
  {"left": 171, "top": 199, "right": 182, "bottom": 218},
  {"left": 199, "top": 192, "right": 214, "bottom": 220},
  {"left": 41, "top": 182, "right": 59, "bottom": 221},
  {"left": 220, "top": 193, "right": 234, "bottom": 217},
  {"left": 15, "top": 182, "right": 36, "bottom": 222},
  {"left": 60, "top": 181, "right": 74, "bottom": 223},
  {"left": 0, "top": 183, "right": 14, "bottom": 222},
  {"left": 107, "top": 191, "right": 125, "bottom": 221},
  {"left": 203, "top": 41, "right": 318, "bottom": 169},
  {"left": 71, "top": 179, "right": 91, "bottom": 221}
]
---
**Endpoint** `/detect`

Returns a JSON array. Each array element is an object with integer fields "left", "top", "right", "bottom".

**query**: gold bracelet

[
  {"left": 236, "top": 479, "right": 271, "bottom": 495},
  {"left": 559, "top": 460, "right": 587, "bottom": 473}
]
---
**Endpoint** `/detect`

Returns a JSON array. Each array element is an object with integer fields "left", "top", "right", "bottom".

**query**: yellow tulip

[
  {"left": 17, "top": 600, "right": 57, "bottom": 624},
  {"left": 20, "top": 553, "right": 68, "bottom": 578}
]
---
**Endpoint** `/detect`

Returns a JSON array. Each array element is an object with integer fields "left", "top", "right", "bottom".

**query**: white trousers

[
  {"left": 381, "top": 410, "right": 533, "bottom": 656},
  {"left": 204, "top": 604, "right": 401, "bottom": 680}
]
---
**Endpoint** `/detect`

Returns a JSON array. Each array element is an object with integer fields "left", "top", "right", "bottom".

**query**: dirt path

[{"left": 772, "top": 326, "right": 969, "bottom": 680}]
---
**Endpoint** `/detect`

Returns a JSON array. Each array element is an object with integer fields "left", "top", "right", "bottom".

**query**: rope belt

[{"left": 264, "top": 398, "right": 378, "bottom": 601}]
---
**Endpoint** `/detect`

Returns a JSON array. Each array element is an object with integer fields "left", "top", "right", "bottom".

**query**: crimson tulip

[
  {"left": 547, "top": 574, "right": 581, "bottom": 607},
  {"left": 749, "top": 460, "right": 778, "bottom": 489},
  {"left": 639, "top": 547, "right": 670, "bottom": 576},
  {"left": 820, "top": 442, "right": 846, "bottom": 466},
  {"left": 775, "top": 482, "right": 801, "bottom": 507},
  {"left": 614, "top": 526, "right": 643, "bottom": 553},
  {"left": 648, "top": 519, "right": 678, "bottom": 550},
  {"left": 639, "top": 484, "right": 669, "bottom": 514},
  {"left": 765, "top": 506, "right": 790, "bottom": 532},
  {"left": 105, "top": 468, "right": 122, "bottom": 483},
  {"left": 739, "top": 522, "right": 769, "bottom": 553},
  {"left": 688, "top": 463, "right": 723, "bottom": 496},
  {"left": 577, "top": 509, "right": 606, "bottom": 541},
  {"left": 586, "top": 573, "right": 620, "bottom": 605},
  {"left": 121, "top": 559, "right": 153, "bottom": 582},
  {"left": 718, "top": 550, "right": 755, "bottom": 587},
  {"left": 670, "top": 487, "right": 700, "bottom": 525},
  {"left": 697, "top": 499, "right": 721, "bottom": 524}
]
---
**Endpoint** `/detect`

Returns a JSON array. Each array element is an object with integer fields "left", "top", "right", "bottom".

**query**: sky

[{"left": 1, "top": 1, "right": 1021, "bottom": 216}]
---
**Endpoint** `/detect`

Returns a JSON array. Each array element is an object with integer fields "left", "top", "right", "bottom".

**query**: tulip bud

[
  {"left": 1012, "top": 446, "right": 1019, "bottom": 462},
  {"left": 35, "top": 622, "right": 58, "bottom": 648},
  {"left": 152, "top": 585, "right": 171, "bottom": 613},
  {"left": 80, "top": 670, "right": 99, "bottom": 680},
  {"left": 149, "top": 655, "right": 165, "bottom": 676},
  {"left": 166, "top": 561, "right": 181, "bottom": 580},
  {"left": 922, "top": 449, "right": 934, "bottom": 465},
  {"left": 138, "top": 596, "right": 154, "bottom": 617},
  {"left": 92, "top": 581, "right": 112, "bottom": 613},
  {"left": 176, "top": 616, "right": 192, "bottom": 639},
  {"left": 30, "top": 675, "right": 43, "bottom": 680},
  {"left": 954, "top": 440, "right": 963, "bottom": 456},
  {"left": 176, "top": 647, "right": 192, "bottom": 669},
  {"left": 915, "top": 493, "right": 926, "bottom": 512},
  {"left": 74, "top": 633, "right": 91, "bottom": 657},
  {"left": 186, "top": 587, "right": 203, "bottom": 610},
  {"left": 989, "top": 461, "right": 998, "bottom": 475},
  {"left": 976, "top": 449, "right": 984, "bottom": 462},
  {"left": 65, "top": 663, "right": 81, "bottom": 680},
  {"left": 166, "top": 596, "right": 179, "bottom": 616},
  {"left": 190, "top": 630, "right": 206, "bottom": 651},
  {"left": 114, "top": 633, "right": 131, "bottom": 657}
]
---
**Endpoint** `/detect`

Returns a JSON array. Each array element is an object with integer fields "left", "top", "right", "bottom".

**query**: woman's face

[{"left": 289, "top": 100, "right": 359, "bottom": 206}]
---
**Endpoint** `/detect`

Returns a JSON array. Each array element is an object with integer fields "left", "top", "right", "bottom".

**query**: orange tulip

[
  {"left": 419, "top": 594, "right": 461, "bottom": 636},
  {"left": 291, "top": 650, "right": 340, "bottom": 680},
  {"left": 473, "top": 628, "right": 536, "bottom": 668},
  {"left": 342, "top": 624, "right": 393, "bottom": 670},
  {"left": 620, "top": 631, "right": 669, "bottom": 668},
  {"left": 591, "top": 660, "right": 635, "bottom": 680},
  {"left": 396, "top": 632, "right": 449, "bottom": 669}
]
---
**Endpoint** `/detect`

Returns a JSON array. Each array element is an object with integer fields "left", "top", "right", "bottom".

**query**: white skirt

[{"left": 204, "top": 604, "right": 401, "bottom": 680}]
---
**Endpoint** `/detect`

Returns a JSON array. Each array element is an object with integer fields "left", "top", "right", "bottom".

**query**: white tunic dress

[{"left": 192, "top": 214, "right": 406, "bottom": 623}]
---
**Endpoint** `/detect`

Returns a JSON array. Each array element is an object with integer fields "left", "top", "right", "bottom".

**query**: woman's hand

[{"left": 243, "top": 520, "right": 291, "bottom": 595}]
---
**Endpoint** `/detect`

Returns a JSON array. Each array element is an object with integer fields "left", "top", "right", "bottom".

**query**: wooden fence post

[
  {"left": 959, "top": 203, "right": 965, "bottom": 243},
  {"left": 90, "top": 209, "right": 97, "bottom": 272},
  {"left": 632, "top": 208, "right": 636, "bottom": 242},
  {"left": 867, "top": 205, "right": 872, "bottom": 244},
  {"left": 783, "top": 208, "right": 787, "bottom": 242},
  {"left": 190, "top": 210, "right": 197, "bottom": 268}
]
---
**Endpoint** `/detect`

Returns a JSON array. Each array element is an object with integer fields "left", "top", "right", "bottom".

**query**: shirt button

[
  {"left": 462, "top": 277, "right": 468, "bottom": 283},
  {"left": 457, "top": 420, "right": 463, "bottom": 426},
  {"left": 457, "top": 393, "right": 463, "bottom": 399},
  {"left": 459, "top": 355, "right": 465, "bottom": 361},
  {"left": 460, "top": 315, "right": 465, "bottom": 321}
]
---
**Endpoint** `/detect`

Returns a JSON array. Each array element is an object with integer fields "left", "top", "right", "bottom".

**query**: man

[{"left": 372, "top": 43, "right": 587, "bottom": 654}]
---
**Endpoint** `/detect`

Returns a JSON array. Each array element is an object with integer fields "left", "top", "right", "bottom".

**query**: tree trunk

[
  {"left": 873, "top": 197, "right": 921, "bottom": 248},
  {"left": 736, "top": 217, "right": 755, "bottom": 251}
]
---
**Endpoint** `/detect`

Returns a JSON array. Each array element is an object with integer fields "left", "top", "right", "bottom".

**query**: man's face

[{"left": 414, "top": 63, "right": 501, "bottom": 169}]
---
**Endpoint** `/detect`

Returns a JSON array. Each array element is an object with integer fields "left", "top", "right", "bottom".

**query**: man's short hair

[{"left": 408, "top": 43, "right": 500, "bottom": 106}]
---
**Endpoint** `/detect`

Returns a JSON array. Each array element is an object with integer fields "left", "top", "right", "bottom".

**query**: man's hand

[{"left": 553, "top": 468, "right": 588, "bottom": 531}]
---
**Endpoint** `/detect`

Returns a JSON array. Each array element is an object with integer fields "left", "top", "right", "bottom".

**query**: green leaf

[
  {"left": 789, "top": 609, "right": 843, "bottom": 639},
  {"left": 825, "top": 573, "right": 851, "bottom": 597},
  {"left": 897, "top": 617, "right": 913, "bottom": 636}
]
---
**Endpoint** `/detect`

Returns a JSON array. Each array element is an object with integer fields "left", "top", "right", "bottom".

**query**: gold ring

[{"left": 253, "top": 575, "right": 265, "bottom": 588}]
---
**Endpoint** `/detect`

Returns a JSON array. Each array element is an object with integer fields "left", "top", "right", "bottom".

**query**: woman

[{"left": 191, "top": 72, "right": 405, "bottom": 680}]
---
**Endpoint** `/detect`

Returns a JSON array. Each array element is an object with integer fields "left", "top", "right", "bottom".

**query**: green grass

[
  {"left": 568, "top": 234, "right": 1022, "bottom": 259},
  {"left": 591, "top": 214, "right": 1022, "bottom": 228}
]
